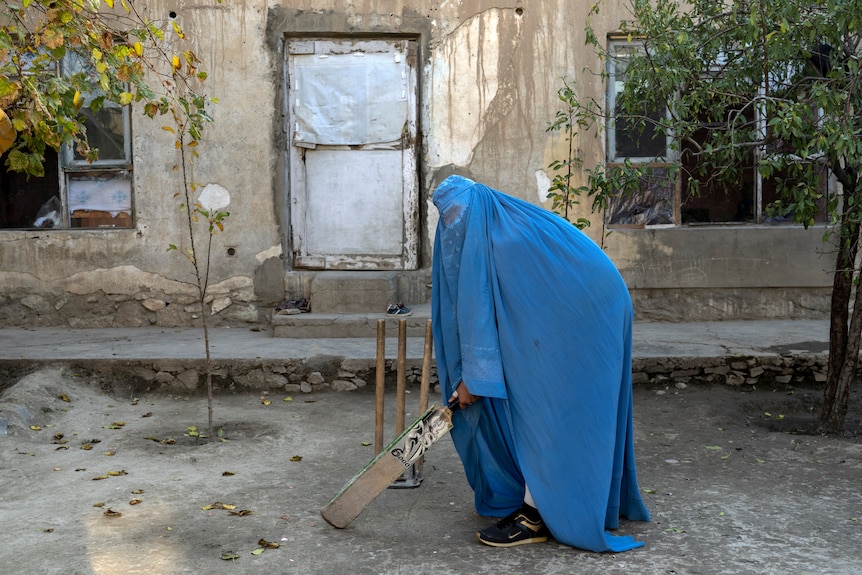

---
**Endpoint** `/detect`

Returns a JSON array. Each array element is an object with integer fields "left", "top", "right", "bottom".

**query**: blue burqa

[{"left": 431, "top": 175, "right": 650, "bottom": 552}]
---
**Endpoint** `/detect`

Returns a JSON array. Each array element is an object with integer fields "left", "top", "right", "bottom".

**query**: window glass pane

[
  {"left": 614, "top": 110, "right": 666, "bottom": 159},
  {"left": 606, "top": 166, "right": 675, "bottom": 226},
  {"left": 76, "top": 106, "right": 126, "bottom": 162},
  {"left": 62, "top": 51, "right": 129, "bottom": 165},
  {"left": 0, "top": 148, "right": 62, "bottom": 229},
  {"left": 68, "top": 171, "right": 133, "bottom": 229},
  {"left": 610, "top": 43, "right": 667, "bottom": 161}
]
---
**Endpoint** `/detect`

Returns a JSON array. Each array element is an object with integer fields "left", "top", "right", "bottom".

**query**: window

[
  {"left": 604, "top": 38, "right": 831, "bottom": 227},
  {"left": 0, "top": 51, "right": 133, "bottom": 230},
  {"left": 605, "top": 39, "right": 675, "bottom": 226},
  {"left": 606, "top": 41, "right": 672, "bottom": 164}
]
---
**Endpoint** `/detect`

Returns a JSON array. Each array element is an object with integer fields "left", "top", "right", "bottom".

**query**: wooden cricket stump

[{"left": 375, "top": 318, "right": 433, "bottom": 489}]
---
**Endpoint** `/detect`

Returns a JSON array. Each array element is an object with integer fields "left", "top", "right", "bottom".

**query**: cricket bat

[{"left": 320, "top": 398, "right": 458, "bottom": 528}]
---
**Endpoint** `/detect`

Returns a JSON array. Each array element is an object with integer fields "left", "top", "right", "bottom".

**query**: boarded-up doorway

[{"left": 285, "top": 38, "right": 419, "bottom": 270}]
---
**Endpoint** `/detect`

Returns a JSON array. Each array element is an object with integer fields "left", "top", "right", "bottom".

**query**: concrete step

[{"left": 271, "top": 304, "right": 431, "bottom": 338}]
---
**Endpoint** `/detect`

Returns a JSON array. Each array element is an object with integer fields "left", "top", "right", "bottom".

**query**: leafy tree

[
  {"left": 566, "top": 0, "right": 862, "bottom": 433},
  {"left": 1, "top": 0, "right": 224, "bottom": 439}
]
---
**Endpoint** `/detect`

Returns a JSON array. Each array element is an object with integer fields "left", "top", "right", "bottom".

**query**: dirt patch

[
  {"left": 1, "top": 368, "right": 861, "bottom": 575},
  {"left": 735, "top": 382, "right": 861, "bottom": 436}
]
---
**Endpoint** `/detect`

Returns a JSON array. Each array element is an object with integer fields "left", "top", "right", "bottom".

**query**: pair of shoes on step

[
  {"left": 386, "top": 302, "right": 412, "bottom": 317},
  {"left": 476, "top": 503, "right": 550, "bottom": 547}
]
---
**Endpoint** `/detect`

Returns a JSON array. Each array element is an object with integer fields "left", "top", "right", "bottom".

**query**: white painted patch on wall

[
  {"left": 197, "top": 183, "right": 231, "bottom": 211},
  {"left": 255, "top": 244, "right": 283, "bottom": 263},
  {"left": 534, "top": 170, "right": 552, "bottom": 203},
  {"left": 427, "top": 197, "right": 440, "bottom": 249}
]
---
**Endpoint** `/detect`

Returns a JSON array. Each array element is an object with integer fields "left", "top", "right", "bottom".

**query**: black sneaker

[
  {"left": 476, "top": 504, "right": 550, "bottom": 547},
  {"left": 386, "top": 302, "right": 412, "bottom": 317}
]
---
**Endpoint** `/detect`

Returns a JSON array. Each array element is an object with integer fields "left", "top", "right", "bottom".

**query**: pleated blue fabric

[{"left": 431, "top": 175, "right": 650, "bottom": 552}]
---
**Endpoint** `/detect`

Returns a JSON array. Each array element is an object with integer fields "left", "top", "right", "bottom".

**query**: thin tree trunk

[{"left": 821, "top": 213, "right": 860, "bottom": 433}]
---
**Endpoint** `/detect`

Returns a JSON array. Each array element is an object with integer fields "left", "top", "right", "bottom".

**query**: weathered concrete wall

[
  {"left": 0, "top": 0, "right": 835, "bottom": 327},
  {"left": 605, "top": 226, "right": 835, "bottom": 320},
  {"left": 0, "top": 1, "right": 283, "bottom": 327}
]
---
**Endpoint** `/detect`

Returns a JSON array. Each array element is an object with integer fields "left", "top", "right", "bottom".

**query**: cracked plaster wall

[{"left": 0, "top": 1, "right": 836, "bottom": 327}]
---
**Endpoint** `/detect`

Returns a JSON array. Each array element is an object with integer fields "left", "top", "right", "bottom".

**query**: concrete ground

[{"left": 0, "top": 321, "right": 860, "bottom": 574}]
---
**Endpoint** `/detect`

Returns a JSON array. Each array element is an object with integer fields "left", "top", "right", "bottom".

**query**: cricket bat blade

[{"left": 320, "top": 400, "right": 456, "bottom": 528}]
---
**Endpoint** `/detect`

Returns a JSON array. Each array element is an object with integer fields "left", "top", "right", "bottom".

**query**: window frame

[
  {"left": 0, "top": 49, "right": 134, "bottom": 231},
  {"left": 604, "top": 37, "right": 831, "bottom": 228},
  {"left": 606, "top": 38, "right": 675, "bottom": 164}
]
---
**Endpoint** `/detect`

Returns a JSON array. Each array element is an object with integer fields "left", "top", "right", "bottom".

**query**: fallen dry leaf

[
  {"left": 103, "top": 508, "right": 122, "bottom": 518},
  {"left": 258, "top": 538, "right": 280, "bottom": 549},
  {"left": 202, "top": 502, "right": 236, "bottom": 511},
  {"left": 220, "top": 552, "right": 240, "bottom": 561}
]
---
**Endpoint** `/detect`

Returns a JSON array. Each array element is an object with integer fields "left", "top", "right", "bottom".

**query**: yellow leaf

[
  {"left": 133, "top": 42, "right": 143, "bottom": 56},
  {"left": 283, "top": 396, "right": 293, "bottom": 402},
  {"left": 29, "top": 425, "right": 42, "bottom": 431},
  {"left": 129, "top": 498, "right": 142, "bottom": 505},
  {"left": 58, "top": 394, "right": 72, "bottom": 402},
  {"left": 92, "top": 48, "right": 103, "bottom": 61},
  {"left": 290, "top": 455, "right": 302, "bottom": 462},
  {"left": 251, "top": 548, "right": 265, "bottom": 555},
  {"left": 172, "top": 21, "right": 186, "bottom": 40},
  {"left": 119, "top": 92, "right": 134, "bottom": 105},
  {"left": 95, "top": 62, "right": 107, "bottom": 74},
  {"left": 161, "top": 126, "right": 175, "bottom": 134},
  {"left": 107, "top": 470, "right": 128, "bottom": 476},
  {"left": 171, "top": 55, "right": 181, "bottom": 71}
]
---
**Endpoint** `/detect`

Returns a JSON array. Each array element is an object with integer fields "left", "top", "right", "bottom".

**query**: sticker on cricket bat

[{"left": 320, "top": 400, "right": 457, "bottom": 529}]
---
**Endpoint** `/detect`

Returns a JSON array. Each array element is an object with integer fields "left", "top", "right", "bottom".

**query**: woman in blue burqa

[{"left": 431, "top": 175, "right": 650, "bottom": 552}]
